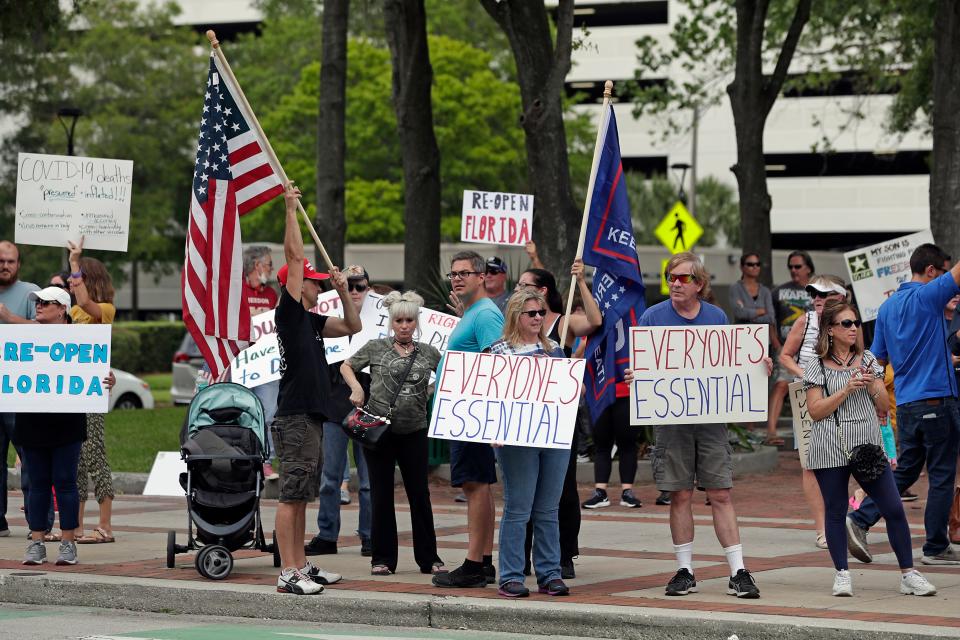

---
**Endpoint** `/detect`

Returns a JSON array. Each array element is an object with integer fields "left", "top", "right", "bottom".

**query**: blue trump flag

[{"left": 581, "top": 105, "right": 646, "bottom": 422}]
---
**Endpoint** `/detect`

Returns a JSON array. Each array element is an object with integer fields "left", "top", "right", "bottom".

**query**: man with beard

[{"left": 0, "top": 240, "right": 41, "bottom": 537}]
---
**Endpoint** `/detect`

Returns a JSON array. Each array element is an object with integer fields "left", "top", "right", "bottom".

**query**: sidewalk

[{"left": 1, "top": 453, "right": 958, "bottom": 639}]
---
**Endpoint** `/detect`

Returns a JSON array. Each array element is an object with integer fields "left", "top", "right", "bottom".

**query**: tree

[
  {"left": 625, "top": 174, "right": 740, "bottom": 247},
  {"left": 316, "top": 0, "right": 349, "bottom": 267},
  {"left": 930, "top": 0, "right": 960, "bottom": 260},
  {"left": 479, "top": 0, "right": 581, "bottom": 278}
]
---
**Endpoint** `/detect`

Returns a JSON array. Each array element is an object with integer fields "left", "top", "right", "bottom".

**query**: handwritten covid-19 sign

[
  {"left": 460, "top": 190, "right": 533, "bottom": 246},
  {"left": 429, "top": 351, "right": 585, "bottom": 449},
  {"left": 15, "top": 152, "right": 133, "bottom": 252},
  {"left": 0, "top": 324, "right": 111, "bottom": 412},
  {"left": 628, "top": 324, "right": 769, "bottom": 425}
]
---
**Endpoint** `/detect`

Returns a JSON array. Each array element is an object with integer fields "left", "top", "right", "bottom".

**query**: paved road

[{"left": 0, "top": 604, "right": 585, "bottom": 640}]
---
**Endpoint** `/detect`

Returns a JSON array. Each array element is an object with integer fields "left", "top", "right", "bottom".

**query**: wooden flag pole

[
  {"left": 559, "top": 80, "right": 614, "bottom": 347},
  {"left": 205, "top": 30, "right": 334, "bottom": 271}
]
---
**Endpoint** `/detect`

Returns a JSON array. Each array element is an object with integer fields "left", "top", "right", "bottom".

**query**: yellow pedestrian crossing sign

[{"left": 654, "top": 201, "right": 702, "bottom": 254}]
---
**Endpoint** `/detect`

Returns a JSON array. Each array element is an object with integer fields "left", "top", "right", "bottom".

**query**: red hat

[{"left": 276, "top": 259, "right": 330, "bottom": 286}]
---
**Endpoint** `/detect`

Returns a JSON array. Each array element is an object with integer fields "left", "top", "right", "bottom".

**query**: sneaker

[
  {"left": 815, "top": 533, "right": 829, "bottom": 550},
  {"left": 900, "top": 489, "right": 919, "bottom": 502},
  {"left": 277, "top": 568, "right": 324, "bottom": 595},
  {"left": 620, "top": 489, "right": 642, "bottom": 508},
  {"left": 921, "top": 544, "right": 960, "bottom": 565},
  {"left": 432, "top": 563, "right": 487, "bottom": 588},
  {"left": 360, "top": 536, "right": 372, "bottom": 557},
  {"left": 727, "top": 568, "right": 760, "bottom": 599},
  {"left": 576, "top": 454, "right": 590, "bottom": 463},
  {"left": 582, "top": 488, "right": 610, "bottom": 509},
  {"left": 0, "top": 519, "right": 9, "bottom": 538},
  {"left": 900, "top": 570, "right": 937, "bottom": 596},
  {"left": 497, "top": 581, "right": 530, "bottom": 598},
  {"left": 665, "top": 568, "right": 697, "bottom": 596},
  {"left": 560, "top": 558, "right": 576, "bottom": 580},
  {"left": 23, "top": 540, "right": 46, "bottom": 565},
  {"left": 538, "top": 578, "right": 569, "bottom": 596},
  {"left": 262, "top": 462, "right": 279, "bottom": 481},
  {"left": 55, "top": 540, "right": 78, "bottom": 565},
  {"left": 832, "top": 569, "right": 852, "bottom": 597},
  {"left": 302, "top": 562, "right": 342, "bottom": 585},
  {"left": 0, "top": 528, "right": 9, "bottom": 538},
  {"left": 483, "top": 563, "right": 496, "bottom": 584},
  {"left": 454, "top": 492, "right": 468, "bottom": 503},
  {"left": 340, "top": 488, "right": 351, "bottom": 505},
  {"left": 655, "top": 491, "right": 672, "bottom": 506},
  {"left": 304, "top": 536, "right": 337, "bottom": 556},
  {"left": 845, "top": 516, "right": 872, "bottom": 563}
]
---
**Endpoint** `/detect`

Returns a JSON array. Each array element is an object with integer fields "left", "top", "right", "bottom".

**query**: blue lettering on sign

[{"left": 633, "top": 374, "right": 765, "bottom": 420}]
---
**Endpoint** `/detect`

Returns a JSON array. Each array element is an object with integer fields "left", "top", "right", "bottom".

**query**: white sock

[
  {"left": 674, "top": 541, "right": 694, "bottom": 572},
  {"left": 724, "top": 544, "right": 745, "bottom": 575}
]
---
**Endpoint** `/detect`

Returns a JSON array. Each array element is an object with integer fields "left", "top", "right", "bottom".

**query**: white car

[{"left": 110, "top": 369, "right": 155, "bottom": 411}]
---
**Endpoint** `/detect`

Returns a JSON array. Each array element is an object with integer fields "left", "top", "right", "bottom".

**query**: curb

[{"left": 0, "top": 572, "right": 953, "bottom": 640}]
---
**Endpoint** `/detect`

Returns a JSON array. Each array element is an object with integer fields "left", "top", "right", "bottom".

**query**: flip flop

[
  {"left": 43, "top": 531, "right": 62, "bottom": 542},
  {"left": 371, "top": 564, "right": 393, "bottom": 576},
  {"left": 76, "top": 526, "right": 115, "bottom": 544},
  {"left": 763, "top": 437, "right": 785, "bottom": 446}
]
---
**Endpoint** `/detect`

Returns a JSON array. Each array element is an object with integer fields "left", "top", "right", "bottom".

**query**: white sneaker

[
  {"left": 832, "top": 569, "right": 853, "bottom": 597},
  {"left": 277, "top": 568, "right": 324, "bottom": 595},
  {"left": 302, "top": 562, "right": 342, "bottom": 585},
  {"left": 900, "top": 570, "right": 937, "bottom": 596},
  {"left": 920, "top": 544, "right": 960, "bottom": 565}
]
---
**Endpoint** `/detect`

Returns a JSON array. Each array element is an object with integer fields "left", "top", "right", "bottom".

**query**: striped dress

[{"left": 802, "top": 350, "right": 884, "bottom": 470}]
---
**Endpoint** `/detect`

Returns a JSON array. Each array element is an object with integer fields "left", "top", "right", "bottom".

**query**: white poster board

[
  {"left": 788, "top": 381, "right": 812, "bottom": 470},
  {"left": 429, "top": 351, "right": 584, "bottom": 449},
  {"left": 15, "top": 152, "right": 133, "bottom": 251},
  {"left": 142, "top": 451, "right": 188, "bottom": 497},
  {"left": 460, "top": 189, "right": 533, "bottom": 246},
  {"left": 351, "top": 294, "right": 460, "bottom": 356},
  {"left": 628, "top": 324, "right": 769, "bottom": 425},
  {"left": 844, "top": 230, "right": 934, "bottom": 322},
  {"left": 0, "top": 324, "right": 111, "bottom": 412}
]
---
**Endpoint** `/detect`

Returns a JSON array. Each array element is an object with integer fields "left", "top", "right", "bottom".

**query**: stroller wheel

[
  {"left": 196, "top": 544, "right": 233, "bottom": 580},
  {"left": 272, "top": 530, "right": 281, "bottom": 568},
  {"left": 166, "top": 530, "right": 177, "bottom": 569}
]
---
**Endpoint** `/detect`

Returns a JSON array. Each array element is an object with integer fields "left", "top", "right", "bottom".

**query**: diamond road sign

[{"left": 654, "top": 201, "right": 703, "bottom": 254}]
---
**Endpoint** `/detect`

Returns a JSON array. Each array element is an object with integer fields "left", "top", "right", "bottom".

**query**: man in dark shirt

[{"left": 273, "top": 182, "right": 361, "bottom": 595}]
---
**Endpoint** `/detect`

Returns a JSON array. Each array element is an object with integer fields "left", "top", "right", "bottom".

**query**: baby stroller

[{"left": 166, "top": 382, "right": 280, "bottom": 579}]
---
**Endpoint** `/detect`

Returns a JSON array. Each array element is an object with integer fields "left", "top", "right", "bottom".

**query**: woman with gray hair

[{"left": 340, "top": 290, "right": 445, "bottom": 576}]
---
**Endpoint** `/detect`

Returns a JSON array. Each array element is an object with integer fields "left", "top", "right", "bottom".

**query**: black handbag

[
  {"left": 341, "top": 346, "right": 418, "bottom": 449},
  {"left": 821, "top": 358, "right": 888, "bottom": 483}
]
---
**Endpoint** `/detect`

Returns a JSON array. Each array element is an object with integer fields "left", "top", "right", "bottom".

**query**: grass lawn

[
  {"left": 142, "top": 372, "right": 173, "bottom": 407},
  {"left": 105, "top": 405, "right": 187, "bottom": 472}
]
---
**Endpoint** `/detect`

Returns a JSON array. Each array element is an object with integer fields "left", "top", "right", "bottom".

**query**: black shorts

[{"left": 449, "top": 441, "right": 497, "bottom": 487}]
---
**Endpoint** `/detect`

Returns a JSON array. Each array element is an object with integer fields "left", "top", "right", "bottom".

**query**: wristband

[{"left": 70, "top": 271, "right": 83, "bottom": 278}]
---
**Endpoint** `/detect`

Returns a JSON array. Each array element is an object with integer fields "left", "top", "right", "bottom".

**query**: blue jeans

[
  {"left": 253, "top": 380, "right": 279, "bottom": 457},
  {"left": 496, "top": 445, "right": 568, "bottom": 586},
  {"left": 0, "top": 413, "right": 53, "bottom": 531},
  {"left": 316, "top": 421, "right": 371, "bottom": 542},
  {"left": 850, "top": 398, "right": 960, "bottom": 556},
  {"left": 21, "top": 441, "right": 83, "bottom": 532}
]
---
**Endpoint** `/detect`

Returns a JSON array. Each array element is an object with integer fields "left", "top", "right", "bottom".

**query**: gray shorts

[
  {"left": 652, "top": 423, "right": 733, "bottom": 491},
  {"left": 271, "top": 413, "right": 323, "bottom": 503}
]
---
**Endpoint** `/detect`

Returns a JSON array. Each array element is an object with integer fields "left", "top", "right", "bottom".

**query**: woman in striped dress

[
  {"left": 803, "top": 300, "right": 935, "bottom": 597},
  {"left": 779, "top": 275, "right": 850, "bottom": 549}
]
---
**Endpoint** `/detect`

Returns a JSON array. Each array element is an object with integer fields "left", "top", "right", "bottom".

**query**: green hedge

[{"left": 113, "top": 321, "right": 185, "bottom": 373}]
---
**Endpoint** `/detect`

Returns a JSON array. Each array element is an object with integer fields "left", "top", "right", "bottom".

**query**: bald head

[{"left": 0, "top": 241, "right": 21, "bottom": 287}]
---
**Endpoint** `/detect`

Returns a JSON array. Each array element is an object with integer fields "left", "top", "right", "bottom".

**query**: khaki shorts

[
  {"left": 652, "top": 423, "right": 733, "bottom": 491},
  {"left": 271, "top": 413, "right": 323, "bottom": 503}
]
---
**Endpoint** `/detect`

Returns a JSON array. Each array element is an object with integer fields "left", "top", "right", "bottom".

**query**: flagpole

[
  {"left": 560, "top": 80, "right": 614, "bottom": 346},
  {"left": 205, "top": 30, "right": 334, "bottom": 271}
]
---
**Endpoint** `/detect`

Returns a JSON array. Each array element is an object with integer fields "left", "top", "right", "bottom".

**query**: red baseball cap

[{"left": 276, "top": 259, "right": 330, "bottom": 286}]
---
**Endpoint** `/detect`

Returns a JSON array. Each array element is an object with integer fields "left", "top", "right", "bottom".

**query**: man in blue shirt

[
  {"left": 848, "top": 243, "right": 960, "bottom": 565},
  {"left": 432, "top": 251, "right": 505, "bottom": 589},
  {"left": 635, "top": 253, "right": 766, "bottom": 599}
]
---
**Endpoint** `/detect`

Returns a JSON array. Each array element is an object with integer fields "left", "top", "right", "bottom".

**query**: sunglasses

[
  {"left": 810, "top": 290, "right": 834, "bottom": 299},
  {"left": 446, "top": 271, "right": 481, "bottom": 280},
  {"left": 788, "top": 263, "right": 806, "bottom": 270},
  {"left": 348, "top": 283, "right": 368, "bottom": 292},
  {"left": 486, "top": 269, "right": 504, "bottom": 275},
  {"left": 35, "top": 300, "right": 61, "bottom": 307},
  {"left": 516, "top": 282, "right": 537, "bottom": 289},
  {"left": 520, "top": 309, "right": 547, "bottom": 318},
  {"left": 832, "top": 319, "right": 862, "bottom": 328},
  {"left": 666, "top": 273, "right": 697, "bottom": 284},
  {"left": 743, "top": 261, "right": 761, "bottom": 267}
]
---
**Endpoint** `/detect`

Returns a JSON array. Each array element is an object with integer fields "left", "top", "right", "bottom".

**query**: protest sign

[
  {"left": 143, "top": 452, "right": 188, "bottom": 496},
  {"left": 0, "top": 324, "right": 111, "bottom": 412},
  {"left": 844, "top": 230, "right": 934, "bottom": 322},
  {"left": 350, "top": 293, "right": 459, "bottom": 357},
  {"left": 15, "top": 152, "right": 133, "bottom": 251},
  {"left": 788, "top": 381, "right": 812, "bottom": 469},
  {"left": 429, "top": 351, "right": 585, "bottom": 449},
  {"left": 628, "top": 324, "right": 769, "bottom": 425},
  {"left": 460, "top": 189, "right": 533, "bottom": 246}
]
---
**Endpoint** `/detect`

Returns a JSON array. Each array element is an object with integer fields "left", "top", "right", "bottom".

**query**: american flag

[{"left": 182, "top": 53, "right": 284, "bottom": 378}]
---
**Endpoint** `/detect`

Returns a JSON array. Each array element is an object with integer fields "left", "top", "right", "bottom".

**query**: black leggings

[
  {"left": 814, "top": 465, "right": 913, "bottom": 570},
  {"left": 592, "top": 397, "right": 638, "bottom": 485}
]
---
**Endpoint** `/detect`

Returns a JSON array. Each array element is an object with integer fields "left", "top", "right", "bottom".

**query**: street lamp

[
  {"left": 56, "top": 106, "right": 83, "bottom": 156},
  {"left": 670, "top": 162, "right": 691, "bottom": 204}
]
